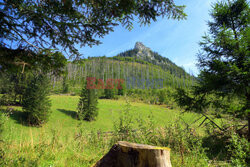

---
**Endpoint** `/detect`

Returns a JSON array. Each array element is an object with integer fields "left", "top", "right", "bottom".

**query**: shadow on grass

[
  {"left": 3, "top": 108, "right": 30, "bottom": 126},
  {"left": 202, "top": 134, "right": 229, "bottom": 161},
  {"left": 57, "top": 109, "right": 78, "bottom": 119}
]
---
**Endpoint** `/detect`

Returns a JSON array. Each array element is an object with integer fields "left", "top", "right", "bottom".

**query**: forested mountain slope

[
  {"left": 115, "top": 42, "right": 189, "bottom": 78},
  {"left": 49, "top": 42, "right": 196, "bottom": 94}
]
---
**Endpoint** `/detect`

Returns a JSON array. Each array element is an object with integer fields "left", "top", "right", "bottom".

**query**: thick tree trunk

[{"left": 93, "top": 141, "right": 172, "bottom": 167}]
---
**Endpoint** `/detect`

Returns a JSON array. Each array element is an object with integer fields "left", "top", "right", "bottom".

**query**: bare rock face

[
  {"left": 93, "top": 141, "right": 172, "bottom": 167},
  {"left": 134, "top": 42, "right": 154, "bottom": 60},
  {"left": 134, "top": 42, "right": 149, "bottom": 51}
]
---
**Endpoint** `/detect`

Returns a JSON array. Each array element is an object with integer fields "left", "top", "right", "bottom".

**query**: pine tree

[
  {"left": 77, "top": 82, "right": 98, "bottom": 121},
  {"left": 22, "top": 73, "right": 51, "bottom": 126}
]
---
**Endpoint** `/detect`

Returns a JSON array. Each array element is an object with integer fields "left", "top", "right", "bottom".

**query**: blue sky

[{"left": 78, "top": 0, "right": 217, "bottom": 76}]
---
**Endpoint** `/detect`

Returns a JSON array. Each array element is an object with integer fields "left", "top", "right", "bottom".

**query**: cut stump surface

[{"left": 93, "top": 141, "right": 172, "bottom": 167}]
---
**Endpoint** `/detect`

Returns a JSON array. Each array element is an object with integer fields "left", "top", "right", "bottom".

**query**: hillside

[
  {"left": 49, "top": 42, "right": 196, "bottom": 94},
  {"left": 115, "top": 42, "right": 189, "bottom": 78}
]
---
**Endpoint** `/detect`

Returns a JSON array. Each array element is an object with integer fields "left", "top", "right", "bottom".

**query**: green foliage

[
  {"left": 228, "top": 132, "right": 249, "bottom": 166},
  {"left": 77, "top": 83, "right": 98, "bottom": 121},
  {"left": 1, "top": 0, "right": 186, "bottom": 57},
  {"left": 0, "top": 113, "right": 3, "bottom": 139},
  {"left": 161, "top": 120, "right": 208, "bottom": 166},
  {"left": 0, "top": 49, "right": 66, "bottom": 106},
  {"left": 158, "top": 89, "right": 166, "bottom": 104},
  {"left": 117, "top": 83, "right": 125, "bottom": 96},
  {"left": 174, "top": 88, "right": 209, "bottom": 113},
  {"left": 0, "top": 73, "right": 27, "bottom": 105},
  {"left": 202, "top": 125, "right": 249, "bottom": 166},
  {"left": 22, "top": 73, "right": 51, "bottom": 126},
  {"left": 174, "top": 0, "right": 250, "bottom": 142},
  {"left": 1, "top": 95, "right": 237, "bottom": 166},
  {"left": 113, "top": 99, "right": 135, "bottom": 140},
  {"left": 196, "top": 0, "right": 250, "bottom": 118},
  {"left": 48, "top": 48, "right": 196, "bottom": 98},
  {"left": 0, "top": 111, "right": 7, "bottom": 140},
  {"left": 62, "top": 75, "right": 69, "bottom": 94},
  {"left": 0, "top": 48, "right": 67, "bottom": 75},
  {"left": 104, "top": 88, "right": 115, "bottom": 99},
  {"left": 112, "top": 102, "right": 209, "bottom": 166},
  {"left": 115, "top": 47, "right": 190, "bottom": 79}
]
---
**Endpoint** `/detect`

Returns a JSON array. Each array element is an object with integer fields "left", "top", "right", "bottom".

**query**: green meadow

[
  {"left": 3, "top": 95, "right": 201, "bottom": 143},
  {"left": 1, "top": 95, "right": 216, "bottom": 167}
]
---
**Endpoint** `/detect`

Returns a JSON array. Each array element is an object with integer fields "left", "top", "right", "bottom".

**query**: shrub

[
  {"left": 117, "top": 83, "right": 125, "bottom": 96},
  {"left": 158, "top": 89, "right": 165, "bottom": 104},
  {"left": 113, "top": 99, "right": 135, "bottom": 141},
  {"left": 228, "top": 132, "right": 249, "bottom": 166},
  {"left": 22, "top": 73, "right": 51, "bottom": 126},
  {"left": 104, "top": 88, "right": 115, "bottom": 99},
  {"left": 77, "top": 83, "right": 98, "bottom": 121}
]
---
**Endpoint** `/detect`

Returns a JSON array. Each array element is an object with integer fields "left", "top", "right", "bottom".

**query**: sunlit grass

[
  {"left": 1, "top": 95, "right": 228, "bottom": 166},
  {"left": 3, "top": 95, "right": 202, "bottom": 143}
]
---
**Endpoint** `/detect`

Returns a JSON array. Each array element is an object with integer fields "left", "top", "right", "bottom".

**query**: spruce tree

[
  {"left": 22, "top": 73, "right": 51, "bottom": 126},
  {"left": 197, "top": 0, "right": 250, "bottom": 137},
  {"left": 175, "top": 0, "right": 250, "bottom": 138},
  {"left": 77, "top": 83, "right": 98, "bottom": 121}
]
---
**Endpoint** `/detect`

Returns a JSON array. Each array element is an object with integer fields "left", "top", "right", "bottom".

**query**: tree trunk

[{"left": 93, "top": 141, "right": 172, "bottom": 167}]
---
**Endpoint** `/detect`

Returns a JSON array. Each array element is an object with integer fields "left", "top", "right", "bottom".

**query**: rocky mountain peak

[
  {"left": 134, "top": 42, "right": 149, "bottom": 51},
  {"left": 134, "top": 42, "right": 153, "bottom": 59}
]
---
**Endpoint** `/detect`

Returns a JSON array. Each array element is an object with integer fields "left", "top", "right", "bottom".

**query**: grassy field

[
  {"left": 1, "top": 95, "right": 220, "bottom": 166},
  {"left": 3, "top": 95, "right": 201, "bottom": 142}
]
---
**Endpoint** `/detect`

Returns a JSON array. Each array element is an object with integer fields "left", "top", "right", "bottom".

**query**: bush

[
  {"left": 117, "top": 83, "right": 125, "bottom": 96},
  {"left": 77, "top": 83, "right": 98, "bottom": 121},
  {"left": 228, "top": 132, "right": 249, "bottom": 166},
  {"left": 113, "top": 99, "right": 135, "bottom": 141},
  {"left": 158, "top": 89, "right": 165, "bottom": 104},
  {"left": 22, "top": 73, "right": 51, "bottom": 126},
  {"left": 104, "top": 88, "right": 115, "bottom": 99}
]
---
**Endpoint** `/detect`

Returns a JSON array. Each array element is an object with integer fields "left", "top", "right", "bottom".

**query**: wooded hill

[{"left": 50, "top": 42, "right": 196, "bottom": 94}]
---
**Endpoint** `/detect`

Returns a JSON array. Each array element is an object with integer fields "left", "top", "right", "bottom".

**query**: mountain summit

[
  {"left": 115, "top": 42, "right": 187, "bottom": 76},
  {"left": 134, "top": 42, "right": 153, "bottom": 59},
  {"left": 134, "top": 42, "right": 149, "bottom": 51}
]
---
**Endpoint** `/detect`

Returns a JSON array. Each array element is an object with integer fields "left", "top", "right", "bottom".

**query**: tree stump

[{"left": 93, "top": 141, "right": 172, "bottom": 167}]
